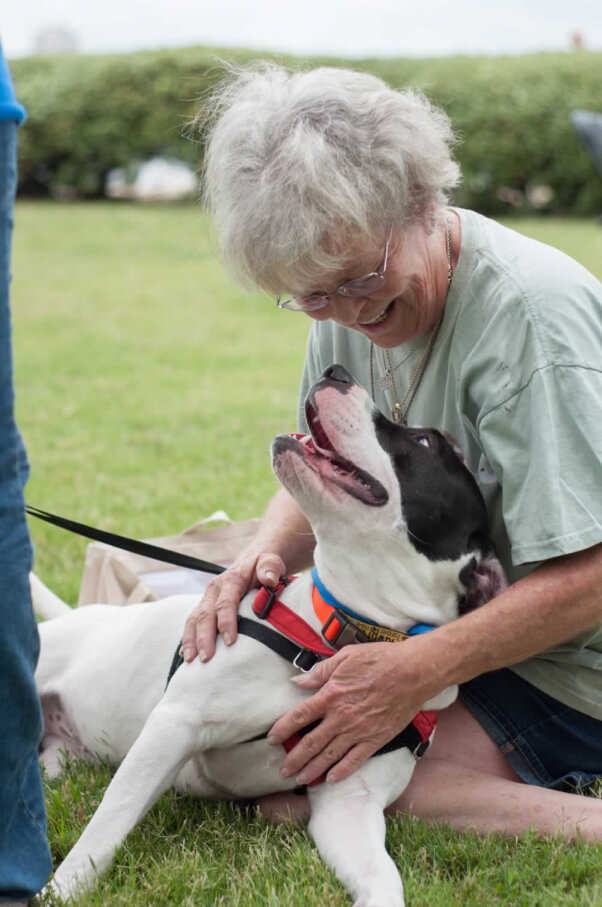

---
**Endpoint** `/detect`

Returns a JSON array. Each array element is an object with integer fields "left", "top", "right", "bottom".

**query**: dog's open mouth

[{"left": 283, "top": 401, "right": 387, "bottom": 506}]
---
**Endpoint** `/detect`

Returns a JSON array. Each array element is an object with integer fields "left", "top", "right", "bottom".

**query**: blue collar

[{"left": 311, "top": 567, "right": 435, "bottom": 637}]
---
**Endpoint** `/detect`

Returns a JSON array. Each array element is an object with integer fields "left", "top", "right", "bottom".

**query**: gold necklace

[{"left": 370, "top": 217, "right": 453, "bottom": 425}]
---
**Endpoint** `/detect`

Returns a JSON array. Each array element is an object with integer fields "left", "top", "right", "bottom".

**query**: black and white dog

[{"left": 32, "top": 365, "right": 505, "bottom": 906}]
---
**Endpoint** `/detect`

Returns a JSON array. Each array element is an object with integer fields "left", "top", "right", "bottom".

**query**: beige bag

[{"left": 77, "top": 511, "right": 260, "bottom": 607}]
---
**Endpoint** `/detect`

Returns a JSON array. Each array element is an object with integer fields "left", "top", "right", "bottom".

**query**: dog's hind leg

[
  {"left": 39, "top": 692, "right": 97, "bottom": 778},
  {"left": 48, "top": 701, "right": 200, "bottom": 901},
  {"left": 307, "top": 752, "right": 414, "bottom": 907}
]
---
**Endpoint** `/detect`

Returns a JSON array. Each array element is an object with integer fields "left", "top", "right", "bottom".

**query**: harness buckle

[
  {"left": 321, "top": 609, "right": 370, "bottom": 649},
  {"left": 258, "top": 576, "right": 291, "bottom": 620},
  {"left": 412, "top": 739, "right": 431, "bottom": 760},
  {"left": 292, "top": 649, "right": 321, "bottom": 673}
]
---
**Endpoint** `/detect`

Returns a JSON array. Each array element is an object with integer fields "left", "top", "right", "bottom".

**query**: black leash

[{"left": 25, "top": 505, "right": 227, "bottom": 576}]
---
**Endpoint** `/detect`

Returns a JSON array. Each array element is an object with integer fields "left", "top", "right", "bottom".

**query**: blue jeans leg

[{"left": 0, "top": 120, "right": 52, "bottom": 899}]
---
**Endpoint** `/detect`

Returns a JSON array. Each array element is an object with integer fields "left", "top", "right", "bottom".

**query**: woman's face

[{"left": 302, "top": 219, "right": 451, "bottom": 348}]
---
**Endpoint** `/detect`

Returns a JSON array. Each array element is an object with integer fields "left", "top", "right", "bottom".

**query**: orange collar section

[{"left": 311, "top": 582, "right": 411, "bottom": 647}]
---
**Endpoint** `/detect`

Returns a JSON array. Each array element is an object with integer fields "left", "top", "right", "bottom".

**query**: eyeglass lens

[{"left": 280, "top": 228, "right": 391, "bottom": 310}]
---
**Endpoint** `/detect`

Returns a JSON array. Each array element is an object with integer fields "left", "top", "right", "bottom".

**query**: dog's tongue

[
  {"left": 288, "top": 432, "right": 338, "bottom": 459},
  {"left": 286, "top": 434, "right": 386, "bottom": 506}
]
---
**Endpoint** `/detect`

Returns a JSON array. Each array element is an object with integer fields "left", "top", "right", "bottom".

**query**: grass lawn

[{"left": 12, "top": 203, "right": 602, "bottom": 906}]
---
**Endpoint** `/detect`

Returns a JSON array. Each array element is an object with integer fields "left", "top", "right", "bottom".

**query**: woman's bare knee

[{"left": 426, "top": 699, "right": 520, "bottom": 781}]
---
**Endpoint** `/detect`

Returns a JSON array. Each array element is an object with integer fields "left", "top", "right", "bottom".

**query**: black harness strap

[
  {"left": 169, "top": 640, "right": 428, "bottom": 761},
  {"left": 165, "top": 618, "right": 431, "bottom": 761},
  {"left": 236, "top": 617, "right": 325, "bottom": 672},
  {"left": 165, "top": 615, "right": 326, "bottom": 690},
  {"left": 244, "top": 718, "right": 429, "bottom": 764},
  {"left": 26, "top": 506, "right": 226, "bottom": 576},
  {"left": 376, "top": 723, "right": 431, "bottom": 759},
  {"left": 166, "top": 643, "right": 186, "bottom": 688}
]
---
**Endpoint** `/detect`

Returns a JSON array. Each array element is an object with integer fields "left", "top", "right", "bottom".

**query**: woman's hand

[
  {"left": 181, "top": 549, "right": 285, "bottom": 662},
  {"left": 266, "top": 547, "right": 602, "bottom": 786},
  {"left": 267, "top": 639, "right": 436, "bottom": 784},
  {"left": 181, "top": 488, "right": 316, "bottom": 664}
]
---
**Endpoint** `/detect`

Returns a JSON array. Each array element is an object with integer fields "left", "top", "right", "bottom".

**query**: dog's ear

[
  {"left": 458, "top": 554, "right": 508, "bottom": 614},
  {"left": 441, "top": 430, "right": 466, "bottom": 464}
]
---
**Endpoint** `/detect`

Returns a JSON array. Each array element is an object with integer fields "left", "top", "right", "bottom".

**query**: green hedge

[{"left": 11, "top": 47, "right": 602, "bottom": 215}]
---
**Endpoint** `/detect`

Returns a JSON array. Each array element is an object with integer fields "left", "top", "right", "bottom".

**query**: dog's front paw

[
  {"left": 45, "top": 861, "right": 96, "bottom": 904},
  {"left": 42, "top": 878, "right": 74, "bottom": 904}
]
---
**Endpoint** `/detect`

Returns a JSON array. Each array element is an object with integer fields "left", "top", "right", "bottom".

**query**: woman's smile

[
  {"left": 305, "top": 217, "right": 456, "bottom": 347},
  {"left": 359, "top": 300, "right": 396, "bottom": 325}
]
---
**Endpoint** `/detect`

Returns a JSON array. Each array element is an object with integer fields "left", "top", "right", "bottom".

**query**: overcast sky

[{"left": 3, "top": 0, "right": 601, "bottom": 60}]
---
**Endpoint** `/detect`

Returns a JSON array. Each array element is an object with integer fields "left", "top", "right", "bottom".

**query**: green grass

[
  {"left": 38, "top": 760, "right": 602, "bottom": 907},
  {"left": 13, "top": 201, "right": 310, "bottom": 602},
  {"left": 12, "top": 203, "right": 602, "bottom": 905}
]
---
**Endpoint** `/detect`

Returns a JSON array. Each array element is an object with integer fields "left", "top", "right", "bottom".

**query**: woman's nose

[{"left": 321, "top": 295, "right": 363, "bottom": 326}]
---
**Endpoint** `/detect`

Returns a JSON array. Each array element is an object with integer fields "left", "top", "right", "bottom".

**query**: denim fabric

[
  {"left": 0, "top": 120, "right": 52, "bottom": 899},
  {"left": 459, "top": 667, "right": 602, "bottom": 791}
]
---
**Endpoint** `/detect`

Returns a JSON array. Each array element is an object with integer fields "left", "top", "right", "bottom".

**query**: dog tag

[
  {"left": 378, "top": 370, "right": 394, "bottom": 391},
  {"left": 391, "top": 404, "right": 405, "bottom": 425}
]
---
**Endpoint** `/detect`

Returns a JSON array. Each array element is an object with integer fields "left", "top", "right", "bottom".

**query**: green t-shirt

[{"left": 298, "top": 207, "right": 602, "bottom": 719}]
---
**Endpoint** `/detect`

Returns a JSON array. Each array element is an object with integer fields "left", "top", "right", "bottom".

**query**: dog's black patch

[{"left": 374, "top": 415, "right": 494, "bottom": 563}]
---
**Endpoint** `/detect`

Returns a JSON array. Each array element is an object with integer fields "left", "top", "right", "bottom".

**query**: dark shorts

[{"left": 459, "top": 668, "right": 602, "bottom": 792}]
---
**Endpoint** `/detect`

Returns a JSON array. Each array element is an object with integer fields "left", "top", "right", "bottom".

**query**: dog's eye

[{"left": 416, "top": 435, "right": 431, "bottom": 448}]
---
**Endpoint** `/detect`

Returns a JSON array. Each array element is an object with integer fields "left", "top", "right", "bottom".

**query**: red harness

[{"left": 252, "top": 578, "right": 437, "bottom": 785}]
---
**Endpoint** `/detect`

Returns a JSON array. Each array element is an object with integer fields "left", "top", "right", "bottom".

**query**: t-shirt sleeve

[
  {"left": 297, "top": 323, "right": 325, "bottom": 432},
  {"left": 478, "top": 363, "right": 602, "bottom": 565},
  {"left": 0, "top": 48, "right": 27, "bottom": 125}
]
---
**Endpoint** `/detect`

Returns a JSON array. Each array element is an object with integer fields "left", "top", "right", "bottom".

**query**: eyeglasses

[{"left": 276, "top": 229, "right": 393, "bottom": 312}]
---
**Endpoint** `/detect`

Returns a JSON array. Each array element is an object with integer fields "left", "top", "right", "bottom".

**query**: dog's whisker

[{"left": 406, "top": 527, "right": 432, "bottom": 547}]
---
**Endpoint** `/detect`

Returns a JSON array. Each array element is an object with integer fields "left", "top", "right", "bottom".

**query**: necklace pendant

[
  {"left": 391, "top": 404, "right": 405, "bottom": 425},
  {"left": 378, "top": 370, "right": 394, "bottom": 391}
]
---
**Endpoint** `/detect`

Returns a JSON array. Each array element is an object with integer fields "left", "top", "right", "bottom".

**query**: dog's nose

[{"left": 323, "top": 364, "right": 353, "bottom": 385}]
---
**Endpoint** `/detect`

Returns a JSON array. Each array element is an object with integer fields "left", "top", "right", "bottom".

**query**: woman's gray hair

[{"left": 198, "top": 62, "right": 460, "bottom": 295}]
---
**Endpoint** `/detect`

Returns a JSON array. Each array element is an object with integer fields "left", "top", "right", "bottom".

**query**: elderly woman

[{"left": 182, "top": 63, "right": 602, "bottom": 838}]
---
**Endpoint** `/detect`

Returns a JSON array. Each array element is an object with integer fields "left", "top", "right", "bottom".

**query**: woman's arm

[
  {"left": 181, "top": 488, "right": 315, "bottom": 662},
  {"left": 268, "top": 543, "right": 602, "bottom": 784}
]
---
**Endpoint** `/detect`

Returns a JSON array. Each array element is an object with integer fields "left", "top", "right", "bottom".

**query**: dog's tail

[{"left": 29, "top": 573, "right": 72, "bottom": 620}]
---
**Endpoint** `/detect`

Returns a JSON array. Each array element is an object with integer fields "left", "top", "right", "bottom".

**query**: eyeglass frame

[{"left": 276, "top": 228, "right": 394, "bottom": 312}]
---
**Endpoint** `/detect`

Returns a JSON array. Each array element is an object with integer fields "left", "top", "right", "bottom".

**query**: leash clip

[{"left": 321, "top": 609, "right": 369, "bottom": 649}]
